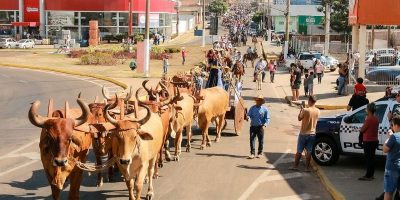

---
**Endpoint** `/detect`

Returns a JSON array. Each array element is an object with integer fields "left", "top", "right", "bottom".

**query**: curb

[
  {"left": 311, "top": 161, "right": 346, "bottom": 200},
  {"left": 0, "top": 63, "right": 128, "bottom": 89},
  {"left": 284, "top": 96, "right": 347, "bottom": 110}
]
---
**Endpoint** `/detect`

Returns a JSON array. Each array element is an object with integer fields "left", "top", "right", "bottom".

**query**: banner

[{"left": 24, "top": 0, "right": 40, "bottom": 23}]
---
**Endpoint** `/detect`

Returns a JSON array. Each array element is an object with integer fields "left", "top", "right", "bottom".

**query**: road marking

[
  {"left": 1, "top": 74, "right": 10, "bottom": 78},
  {"left": 264, "top": 193, "right": 320, "bottom": 200},
  {"left": 18, "top": 80, "right": 28, "bottom": 83},
  {"left": 2, "top": 152, "right": 41, "bottom": 160},
  {"left": 0, "top": 139, "right": 39, "bottom": 160},
  {"left": 0, "top": 160, "right": 38, "bottom": 178},
  {"left": 262, "top": 172, "right": 307, "bottom": 182},
  {"left": 238, "top": 149, "right": 291, "bottom": 200}
]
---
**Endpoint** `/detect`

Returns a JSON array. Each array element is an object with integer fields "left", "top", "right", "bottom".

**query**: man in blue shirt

[
  {"left": 246, "top": 95, "right": 270, "bottom": 159},
  {"left": 383, "top": 116, "right": 400, "bottom": 200}
]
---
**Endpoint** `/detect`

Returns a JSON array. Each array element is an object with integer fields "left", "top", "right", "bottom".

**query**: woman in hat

[
  {"left": 245, "top": 95, "right": 271, "bottom": 159},
  {"left": 222, "top": 66, "right": 232, "bottom": 91}
]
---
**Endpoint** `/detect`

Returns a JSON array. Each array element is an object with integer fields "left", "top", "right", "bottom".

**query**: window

[
  {"left": 48, "top": 11, "right": 78, "bottom": 26},
  {"left": 81, "top": 12, "right": 117, "bottom": 26},
  {"left": 348, "top": 104, "right": 387, "bottom": 124},
  {"left": 0, "top": 11, "right": 16, "bottom": 25},
  {"left": 118, "top": 13, "right": 138, "bottom": 26}
]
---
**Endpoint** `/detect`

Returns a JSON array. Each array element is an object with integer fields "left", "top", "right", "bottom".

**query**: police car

[{"left": 312, "top": 96, "right": 397, "bottom": 166}]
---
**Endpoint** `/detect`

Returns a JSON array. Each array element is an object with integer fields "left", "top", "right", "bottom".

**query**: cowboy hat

[{"left": 254, "top": 95, "right": 265, "bottom": 103}]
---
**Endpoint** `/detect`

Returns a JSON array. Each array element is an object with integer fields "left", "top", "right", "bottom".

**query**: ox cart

[{"left": 224, "top": 83, "right": 247, "bottom": 135}]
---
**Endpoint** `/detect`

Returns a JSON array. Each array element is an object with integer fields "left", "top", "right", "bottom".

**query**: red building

[{"left": 0, "top": 0, "right": 176, "bottom": 41}]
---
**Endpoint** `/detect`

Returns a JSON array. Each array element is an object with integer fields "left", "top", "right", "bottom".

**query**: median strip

[{"left": 0, "top": 63, "right": 128, "bottom": 89}]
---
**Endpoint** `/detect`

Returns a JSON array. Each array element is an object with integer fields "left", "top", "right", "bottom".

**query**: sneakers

[
  {"left": 248, "top": 154, "right": 255, "bottom": 159},
  {"left": 255, "top": 154, "right": 261, "bottom": 159}
]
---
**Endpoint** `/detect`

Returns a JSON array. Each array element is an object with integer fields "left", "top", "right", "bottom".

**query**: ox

[
  {"left": 29, "top": 98, "right": 91, "bottom": 200},
  {"left": 104, "top": 102, "right": 164, "bottom": 200},
  {"left": 197, "top": 87, "right": 229, "bottom": 149},
  {"left": 88, "top": 87, "right": 133, "bottom": 187},
  {"left": 168, "top": 90, "right": 195, "bottom": 160}
]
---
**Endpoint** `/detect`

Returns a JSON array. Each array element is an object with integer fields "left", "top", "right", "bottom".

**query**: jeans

[
  {"left": 338, "top": 76, "right": 345, "bottom": 95},
  {"left": 182, "top": 56, "right": 186, "bottom": 65},
  {"left": 163, "top": 64, "right": 168, "bottom": 74},
  {"left": 270, "top": 71, "right": 275, "bottom": 83},
  {"left": 317, "top": 73, "right": 322, "bottom": 84},
  {"left": 262, "top": 71, "right": 266, "bottom": 82},
  {"left": 250, "top": 126, "right": 264, "bottom": 155},
  {"left": 297, "top": 134, "right": 315, "bottom": 154},
  {"left": 363, "top": 141, "right": 378, "bottom": 178}
]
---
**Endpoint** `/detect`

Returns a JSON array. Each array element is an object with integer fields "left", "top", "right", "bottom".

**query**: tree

[
  {"left": 252, "top": 11, "right": 263, "bottom": 24},
  {"left": 318, "top": 0, "right": 351, "bottom": 34},
  {"left": 208, "top": 0, "right": 228, "bottom": 16}
]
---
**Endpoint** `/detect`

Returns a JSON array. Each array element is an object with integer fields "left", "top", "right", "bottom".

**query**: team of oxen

[{"left": 28, "top": 74, "right": 229, "bottom": 200}]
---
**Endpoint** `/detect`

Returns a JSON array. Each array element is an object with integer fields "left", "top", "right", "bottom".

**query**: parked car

[
  {"left": 297, "top": 52, "right": 315, "bottom": 70},
  {"left": 0, "top": 38, "right": 17, "bottom": 48},
  {"left": 366, "top": 67, "right": 400, "bottom": 85},
  {"left": 313, "top": 99, "right": 392, "bottom": 165},
  {"left": 15, "top": 39, "right": 35, "bottom": 49},
  {"left": 322, "top": 55, "right": 339, "bottom": 72}
]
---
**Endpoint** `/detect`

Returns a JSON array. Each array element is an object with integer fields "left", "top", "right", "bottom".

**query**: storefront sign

[
  {"left": 138, "top": 13, "right": 159, "bottom": 27},
  {"left": 298, "top": 16, "right": 323, "bottom": 25},
  {"left": 24, "top": 0, "right": 40, "bottom": 22}
]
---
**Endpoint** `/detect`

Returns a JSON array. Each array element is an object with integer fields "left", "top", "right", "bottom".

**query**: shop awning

[{"left": 11, "top": 22, "right": 40, "bottom": 27}]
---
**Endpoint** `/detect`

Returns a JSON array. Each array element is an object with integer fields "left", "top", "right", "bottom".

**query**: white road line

[
  {"left": 1, "top": 74, "right": 10, "bottom": 78},
  {"left": 264, "top": 193, "right": 320, "bottom": 200},
  {"left": 18, "top": 80, "right": 28, "bottom": 83},
  {"left": 238, "top": 149, "right": 291, "bottom": 200},
  {"left": 262, "top": 172, "right": 307, "bottom": 182},
  {"left": 0, "top": 160, "right": 38, "bottom": 178},
  {"left": 0, "top": 139, "right": 39, "bottom": 160}
]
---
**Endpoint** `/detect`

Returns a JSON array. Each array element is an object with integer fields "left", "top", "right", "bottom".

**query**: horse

[
  {"left": 223, "top": 56, "right": 234, "bottom": 69},
  {"left": 243, "top": 52, "right": 259, "bottom": 68},
  {"left": 232, "top": 60, "right": 245, "bottom": 82}
]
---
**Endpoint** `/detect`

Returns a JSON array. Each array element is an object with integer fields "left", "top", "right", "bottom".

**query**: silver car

[
  {"left": 15, "top": 39, "right": 35, "bottom": 49},
  {"left": 322, "top": 55, "right": 339, "bottom": 72},
  {"left": 0, "top": 38, "right": 17, "bottom": 48}
]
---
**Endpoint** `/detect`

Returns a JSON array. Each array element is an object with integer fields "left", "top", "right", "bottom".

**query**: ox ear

[{"left": 138, "top": 131, "right": 153, "bottom": 141}]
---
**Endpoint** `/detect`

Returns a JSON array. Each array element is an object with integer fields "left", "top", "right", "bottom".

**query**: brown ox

[
  {"left": 233, "top": 60, "right": 245, "bottom": 82},
  {"left": 29, "top": 98, "right": 90, "bottom": 200},
  {"left": 138, "top": 81, "right": 183, "bottom": 176},
  {"left": 104, "top": 102, "right": 164, "bottom": 200},
  {"left": 197, "top": 87, "right": 229, "bottom": 149},
  {"left": 89, "top": 87, "right": 133, "bottom": 186},
  {"left": 169, "top": 92, "right": 195, "bottom": 160}
]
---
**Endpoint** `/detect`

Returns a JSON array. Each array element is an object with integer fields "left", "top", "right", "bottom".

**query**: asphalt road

[{"left": 0, "top": 60, "right": 332, "bottom": 200}]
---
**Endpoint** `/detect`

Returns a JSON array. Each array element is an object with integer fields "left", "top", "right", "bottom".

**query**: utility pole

[
  {"left": 176, "top": 1, "right": 180, "bottom": 35},
  {"left": 144, "top": 0, "right": 150, "bottom": 77},
  {"left": 201, "top": 0, "right": 206, "bottom": 47},
  {"left": 324, "top": 3, "right": 331, "bottom": 55},
  {"left": 388, "top": 25, "right": 392, "bottom": 47},
  {"left": 267, "top": 0, "right": 271, "bottom": 43},
  {"left": 371, "top": 25, "right": 375, "bottom": 49},
  {"left": 284, "top": 0, "right": 290, "bottom": 59},
  {"left": 128, "top": 0, "right": 132, "bottom": 36}
]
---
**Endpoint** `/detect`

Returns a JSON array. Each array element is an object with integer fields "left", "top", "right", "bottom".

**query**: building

[
  {"left": 0, "top": 0, "right": 178, "bottom": 41},
  {"left": 270, "top": 0, "right": 324, "bottom": 35}
]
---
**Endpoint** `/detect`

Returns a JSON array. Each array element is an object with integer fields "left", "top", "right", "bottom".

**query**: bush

[
  {"left": 115, "top": 34, "right": 126, "bottom": 43},
  {"left": 69, "top": 50, "right": 88, "bottom": 58},
  {"left": 103, "top": 35, "right": 114, "bottom": 43},
  {"left": 80, "top": 52, "right": 117, "bottom": 65}
]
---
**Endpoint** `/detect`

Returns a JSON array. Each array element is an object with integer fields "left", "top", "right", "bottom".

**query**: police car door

[{"left": 340, "top": 102, "right": 388, "bottom": 154}]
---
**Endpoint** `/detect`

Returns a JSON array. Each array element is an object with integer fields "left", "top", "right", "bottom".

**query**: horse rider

[{"left": 247, "top": 46, "right": 253, "bottom": 55}]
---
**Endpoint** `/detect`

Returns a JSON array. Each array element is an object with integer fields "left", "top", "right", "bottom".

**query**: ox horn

[
  {"left": 104, "top": 98, "right": 119, "bottom": 125},
  {"left": 135, "top": 88, "right": 146, "bottom": 105},
  {"left": 128, "top": 104, "right": 151, "bottom": 125},
  {"left": 160, "top": 87, "right": 183, "bottom": 107},
  {"left": 102, "top": 86, "right": 112, "bottom": 101},
  {"left": 73, "top": 98, "right": 90, "bottom": 127},
  {"left": 159, "top": 82, "right": 170, "bottom": 99},
  {"left": 29, "top": 101, "right": 49, "bottom": 128},
  {"left": 78, "top": 92, "right": 82, "bottom": 99},
  {"left": 142, "top": 80, "right": 156, "bottom": 100},
  {"left": 124, "top": 86, "right": 133, "bottom": 102}
]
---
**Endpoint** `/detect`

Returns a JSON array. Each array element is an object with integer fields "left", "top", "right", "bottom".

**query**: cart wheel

[{"left": 234, "top": 97, "right": 246, "bottom": 136}]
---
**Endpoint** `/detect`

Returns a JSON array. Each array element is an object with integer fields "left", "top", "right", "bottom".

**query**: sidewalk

[{"left": 260, "top": 41, "right": 384, "bottom": 110}]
